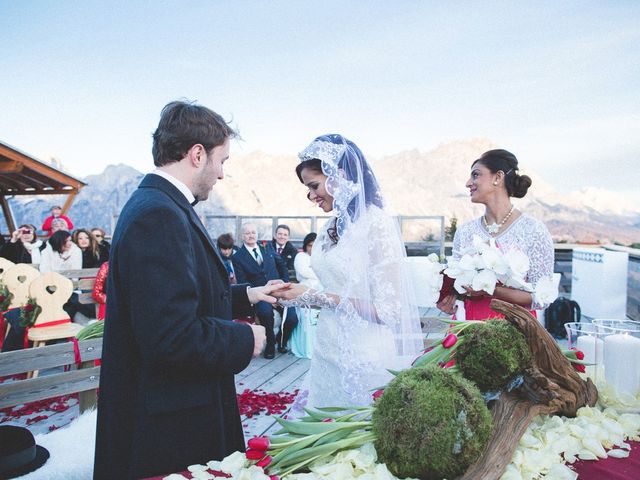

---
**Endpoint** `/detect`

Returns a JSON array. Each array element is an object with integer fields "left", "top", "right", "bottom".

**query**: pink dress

[{"left": 453, "top": 214, "right": 553, "bottom": 321}]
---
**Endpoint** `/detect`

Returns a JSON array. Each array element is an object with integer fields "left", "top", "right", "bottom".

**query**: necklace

[{"left": 483, "top": 205, "right": 514, "bottom": 235}]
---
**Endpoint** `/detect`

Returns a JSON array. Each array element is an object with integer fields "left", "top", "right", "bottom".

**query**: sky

[{"left": 1, "top": 0, "right": 639, "bottom": 197}]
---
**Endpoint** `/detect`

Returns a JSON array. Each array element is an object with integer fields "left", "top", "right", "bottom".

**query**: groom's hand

[
  {"left": 249, "top": 324, "right": 266, "bottom": 357},
  {"left": 247, "top": 283, "right": 292, "bottom": 305}
]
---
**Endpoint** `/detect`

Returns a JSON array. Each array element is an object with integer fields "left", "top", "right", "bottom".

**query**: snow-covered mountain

[{"left": 5, "top": 139, "right": 639, "bottom": 244}]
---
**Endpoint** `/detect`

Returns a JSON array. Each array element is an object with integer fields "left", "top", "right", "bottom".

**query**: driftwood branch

[{"left": 459, "top": 300, "right": 598, "bottom": 480}]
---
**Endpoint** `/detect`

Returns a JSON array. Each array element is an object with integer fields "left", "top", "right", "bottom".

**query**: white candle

[
  {"left": 604, "top": 333, "right": 640, "bottom": 397},
  {"left": 577, "top": 335, "right": 604, "bottom": 365}
]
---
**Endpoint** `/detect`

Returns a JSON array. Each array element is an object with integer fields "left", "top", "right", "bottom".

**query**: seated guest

[
  {"left": 0, "top": 224, "right": 45, "bottom": 264},
  {"left": 233, "top": 222, "right": 298, "bottom": 358},
  {"left": 40, "top": 230, "right": 93, "bottom": 320},
  {"left": 216, "top": 233, "right": 237, "bottom": 284},
  {"left": 92, "top": 261, "right": 109, "bottom": 320},
  {"left": 290, "top": 232, "right": 321, "bottom": 359},
  {"left": 50, "top": 217, "right": 69, "bottom": 234},
  {"left": 72, "top": 228, "right": 106, "bottom": 268},
  {"left": 41, "top": 205, "right": 73, "bottom": 236},
  {"left": 271, "top": 224, "right": 298, "bottom": 270},
  {"left": 91, "top": 227, "right": 111, "bottom": 261}
]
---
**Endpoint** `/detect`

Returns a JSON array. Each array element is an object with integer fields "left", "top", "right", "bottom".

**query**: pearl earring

[{"left": 493, "top": 181, "right": 498, "bottom": 186}]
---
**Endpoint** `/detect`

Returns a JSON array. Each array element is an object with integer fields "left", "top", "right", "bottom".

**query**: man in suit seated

[
  {"left": 234, "top": 222, "right": 299, "bottom": 359},
  {"left": 271, "top": 224, "right": 298, "bottom": 271}
]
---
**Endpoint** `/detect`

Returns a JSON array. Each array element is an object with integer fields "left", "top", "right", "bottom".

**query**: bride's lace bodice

[
  {"left": 300, "top": 206, "right": 417, "bottom": 407},
  {"left": 453, "top": 214, "right": 554, "bottom": 309}
]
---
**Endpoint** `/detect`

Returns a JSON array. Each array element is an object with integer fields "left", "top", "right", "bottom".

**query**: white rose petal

[
  {"left": 582, "top": 438, "right": 607, "bottom": 458},
  {"left": 546, "top": 463, "right": 578, "bottom": 480},
  {"left": 187, "top": 464, "right": 208, "bottom": 472},
  {"left": 206, "top": 460, "right": 222, "bottom": 470},
  {"left": 607, "top": 448, "right": 630, "bottom": 458},
  {"left": 577, "top": 450, "right": 598, "bottom": 460}
]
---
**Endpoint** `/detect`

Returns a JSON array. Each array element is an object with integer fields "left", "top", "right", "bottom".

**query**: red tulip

[
  {"left": 248, "top": 436, "right": 270, "bottom": 451},
  {"left": 256, "top": 455, "right": 273, "bottom": 468},
  {"left": 575, "top": 350, "right": 585, "bottom": 360},
  {"left": 372, "top": 389, "right": 384, "bottom": 401},
  {"left": 442, "top": 334, "right": 458, "bottom": 349},
  {"left": 246, "top": 449, "right": 266, "bottom": 460},
  {"left": 322, "top": 417, "right": 334, "bottom": 422},
  {"left": 443, "top": 360, "right": 456, "bottom": 369},
  {"left": 270, "top": 475, "right": 279, "bottom": 480},
  {"left": 24, "top": 304, "right": 34, "bottom": 312},
  {"left": 0, "top": 295, "right": 6, "bottom": 302},
  {"left": 574, "top": 363, "right": 586, "bottom": 373}
]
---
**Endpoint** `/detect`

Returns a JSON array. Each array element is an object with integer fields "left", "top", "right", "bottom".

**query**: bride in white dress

[{"left": 279, "top": 134, "right": 423, "bottom": 409}]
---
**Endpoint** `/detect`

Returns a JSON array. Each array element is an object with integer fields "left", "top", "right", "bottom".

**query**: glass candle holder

[
  {"left": 564, "top": 322, "right": 604, "bottom": 382},
  {"left": 593, "top": 320, "right": 640, "bottom": 412}
]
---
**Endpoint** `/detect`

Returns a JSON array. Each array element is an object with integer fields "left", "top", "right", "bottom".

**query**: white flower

[
  {"left": 472, "top": 269, "right": 497, "bottom": 295},
  {"left": 504, "top": 249, "right": 530, "bottom": 278},
  {"left": 453, "top": 270, "right": 476, "bottom": 294},
  {"left": 472, "top": 234, "right": 490, "bottom": 253},
  {"left": 481, "top": 247, "right": 508, "bottom": 275},
  {"left": 533, "top": 276, "right": 558, "bottom": 306},
  {"left": 219, "top": 451, "right": 247, "bottom": 474}
]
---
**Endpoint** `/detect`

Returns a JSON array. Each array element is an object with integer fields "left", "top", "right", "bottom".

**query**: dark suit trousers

[{"left": 255, "top": 302, "right": 298, "bottom": 348}]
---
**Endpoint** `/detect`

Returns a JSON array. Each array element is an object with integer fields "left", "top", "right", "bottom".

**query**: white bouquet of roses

[{"left": 444, "top": 235, "right": 558, "bottom": 304}]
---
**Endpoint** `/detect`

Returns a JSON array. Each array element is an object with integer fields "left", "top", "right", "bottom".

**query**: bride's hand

[
  {"left": 248, "top": 283, "right": 291, "bottom": 304},
  {"left": 273, "top": 283, "right": 308, "bottom": 301}
]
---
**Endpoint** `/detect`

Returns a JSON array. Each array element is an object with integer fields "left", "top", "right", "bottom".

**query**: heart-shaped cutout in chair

[{"left": 3, "top": 264, "right": 40, "bottom": 309}]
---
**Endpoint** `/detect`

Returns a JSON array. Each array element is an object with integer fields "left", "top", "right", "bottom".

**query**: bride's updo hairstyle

[{"left": 473, "top": 149, "right": 532, "bottom": 198}]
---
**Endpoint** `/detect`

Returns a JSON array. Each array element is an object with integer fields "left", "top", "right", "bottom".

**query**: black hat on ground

[{"left": 0, "top": 425, "right": 50, "bottom": 479}]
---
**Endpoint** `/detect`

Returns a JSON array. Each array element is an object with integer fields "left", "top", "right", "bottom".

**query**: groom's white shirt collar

[{"left": 151, "top": 169, "right": 196, "bottom": 205}]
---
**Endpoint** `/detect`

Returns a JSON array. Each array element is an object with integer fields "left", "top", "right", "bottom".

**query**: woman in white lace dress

[
  {"left": 437, "top": 149, "right": 554, "bottom": 320},
  {"left": 279, "top": 134, "right": 423, "bottom": 409}
]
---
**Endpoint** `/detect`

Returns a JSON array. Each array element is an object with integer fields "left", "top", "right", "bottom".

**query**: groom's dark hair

[{"left": 152, "top": 100, "right": 237, "bottom": 167}]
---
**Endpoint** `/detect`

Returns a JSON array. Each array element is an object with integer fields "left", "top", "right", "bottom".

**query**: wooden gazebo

[{"left": 0, "top": 141, "right": 86, "bottom": 233}]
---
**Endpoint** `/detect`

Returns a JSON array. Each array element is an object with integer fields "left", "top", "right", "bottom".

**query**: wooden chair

[
  {"left": 3, "top": 263, "right": 40, "bottom": 309},
  {"left": 27, "top": 272, "right": 83, "bottom": 348},
  {"left": 0, "top": 257, "right": 16, "bottom": 277},
  {"left": 2, "top": 263, "right": 40, "bottom": 343}
]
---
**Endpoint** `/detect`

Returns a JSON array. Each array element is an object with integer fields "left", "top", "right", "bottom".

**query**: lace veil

[{"left": 298, "top": 134, "right": 423, "bottom": 390}]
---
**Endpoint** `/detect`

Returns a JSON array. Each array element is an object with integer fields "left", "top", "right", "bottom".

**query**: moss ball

[
  {"left": 456, "top": 319, "right": 531, "bottom": 392},
  {"left": 372, "top": 365, "right": 492, "bottom": 480}
]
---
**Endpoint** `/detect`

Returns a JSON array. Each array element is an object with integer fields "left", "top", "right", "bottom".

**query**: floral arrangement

[
  {"left": 0, "top": 282, "right": 13, "bottom": 311},
  {"left": 18, "top": 297, "right": 42, "bottom": 327},
  {"left": 168, "top": 403, "right": 640, "bottom": 480},
  {"left": 443, "top": 235, "right": 558, "bottom": 304},
  {"left": 413, "top": 319, "right": 588, "bottom": 387}
]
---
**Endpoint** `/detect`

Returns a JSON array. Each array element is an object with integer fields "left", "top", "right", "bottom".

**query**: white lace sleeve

[
  {"left": 279, "top": 288, "right": 337, "bottom": 309},
  {"left": 524, "top": 219, "right": 555, "bottom": 310}
]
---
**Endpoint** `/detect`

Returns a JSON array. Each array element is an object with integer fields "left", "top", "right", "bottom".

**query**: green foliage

[
  {"left": 372, "top": 365, "right": 492, "bottom": 479},
  {"left": 76, "top": 320, "right": 105, "bottom": 340},
  {"left": 456, "top": 319, "right": 531, "bottom": 392}
]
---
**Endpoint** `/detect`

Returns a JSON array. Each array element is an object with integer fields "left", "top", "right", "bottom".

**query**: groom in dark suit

[
  {"left": 94, "top": 101, "right": 285, "bottom": 479},
  {"left": 233, "top": 222, "right": 299, "bottom": 359}
]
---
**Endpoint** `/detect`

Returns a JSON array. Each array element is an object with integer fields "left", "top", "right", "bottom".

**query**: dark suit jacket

[
  {"left": 271, "top": 239, "right": 298, "bottom": 270},
  {"left": 94, "top": 174, "right": 255, "bottom": 479},
  {"left": 233, "top": 243, "right": 289, "bottom": 287}
]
